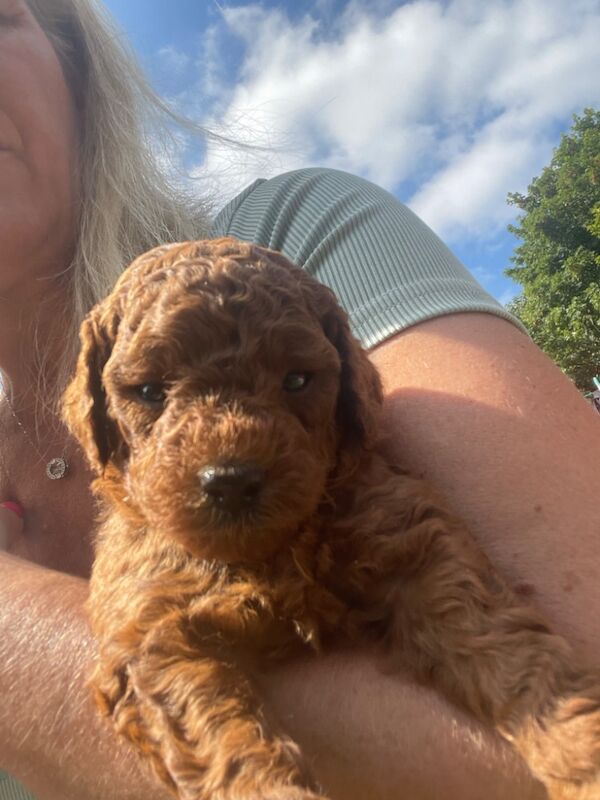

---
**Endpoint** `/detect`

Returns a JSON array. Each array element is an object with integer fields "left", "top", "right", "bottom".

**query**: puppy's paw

[
  {"left": 518, "top": 682, "right": 600, "bottom": 797},
  {"left": 545, "top": 778, "right": 600, "bottom": 800}
]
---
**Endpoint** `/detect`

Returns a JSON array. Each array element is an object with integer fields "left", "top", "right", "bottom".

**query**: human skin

[
  {"left": 369, "top": 313, "right": 600, "bottom": 665},
  {"left": 0, "top": 0, "right": 80, "bottom": 386},
  {"left": 0, "top": 505, "right": 22, "bottom": 549},
  {"left": 0, "top": 1, "right": 598, "bottom": 799},
  {"left": 0, "top": 0, "right": 95, "bottom": 576}
]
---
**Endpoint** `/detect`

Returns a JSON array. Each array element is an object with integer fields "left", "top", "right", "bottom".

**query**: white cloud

[
  {"left": 185, "top": 0, "right": 600, "bottom": 240},
  {"left": 409, "top": 114, "right": 556, "bottom": 239}
]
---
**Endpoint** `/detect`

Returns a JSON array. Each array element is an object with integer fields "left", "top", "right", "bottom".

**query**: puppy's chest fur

[{"left": 89, "top": 453, "right": 411, "bottom": 663}]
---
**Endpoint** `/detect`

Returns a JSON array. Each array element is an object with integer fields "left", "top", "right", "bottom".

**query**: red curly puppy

[{"left": 64, "top": 238, "right": 600, "bottom": 800}]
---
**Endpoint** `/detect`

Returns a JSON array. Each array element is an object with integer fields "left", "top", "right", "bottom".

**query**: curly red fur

[{"left": 64, "top": 238, "right": 600, "bottom": 800}]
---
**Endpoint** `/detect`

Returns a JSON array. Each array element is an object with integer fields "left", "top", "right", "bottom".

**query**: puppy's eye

[
  {"left": 283, "top": 372, "right": 311, "bottom": 392},
  {"left": 134, "top": 383, "right": 167, "bottom": 407}
]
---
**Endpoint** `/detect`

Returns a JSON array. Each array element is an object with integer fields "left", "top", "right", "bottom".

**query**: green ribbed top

[
  {"left": 0, "top": 774, "right": 34, "bottom": 800},
  {"left": 212, "top": 167, "right": 526, "bottom": 345}
]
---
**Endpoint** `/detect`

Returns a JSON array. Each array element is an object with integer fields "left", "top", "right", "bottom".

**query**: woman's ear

[{"left": 63, "top": 304, "right": 126, "bottom": 475}]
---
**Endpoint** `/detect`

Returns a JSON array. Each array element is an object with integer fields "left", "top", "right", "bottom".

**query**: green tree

[{"left": 506, "top": 108, "right": 600, "bottom": 390}]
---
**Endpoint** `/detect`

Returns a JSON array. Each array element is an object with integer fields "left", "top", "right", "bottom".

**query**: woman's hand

[{"left": 0, "top": 501, "right": 24, "bottom": 550}]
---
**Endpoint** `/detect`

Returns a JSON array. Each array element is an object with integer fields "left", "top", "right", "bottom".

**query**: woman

[{"left": 1, "top": 1, "right": 598, "bottom": 799}]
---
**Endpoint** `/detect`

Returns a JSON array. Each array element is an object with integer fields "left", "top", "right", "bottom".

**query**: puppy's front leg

[
  {"left": 340, "top": 477, "right": 600, "bottom": 799},
  {"left": 97, "top": 608, "right": 327, "bottom": 800}
]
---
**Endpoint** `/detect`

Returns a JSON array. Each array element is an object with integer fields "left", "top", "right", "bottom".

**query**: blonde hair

[{"left": 24, "top": 0, "right": 213, "bottom": 410}]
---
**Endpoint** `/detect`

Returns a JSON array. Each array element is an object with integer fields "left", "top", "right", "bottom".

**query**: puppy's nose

[{"left": 199, "top": 463, "right": 265, "bottom": 515}]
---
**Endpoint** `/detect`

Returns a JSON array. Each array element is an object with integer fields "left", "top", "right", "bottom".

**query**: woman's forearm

[
  {"left": 0, "top": 553, "right": 544, "bottom": 800},
  {"left": 260, "top": 653, "right": 545, "bottom": 800},
  {"left": 0, "top": 553, "right": 172, "bottom": 800}
]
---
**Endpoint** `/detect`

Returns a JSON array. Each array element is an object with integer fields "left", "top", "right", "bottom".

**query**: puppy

[{"left": 64, "top": 237, "right": 600, "bottom": 800}]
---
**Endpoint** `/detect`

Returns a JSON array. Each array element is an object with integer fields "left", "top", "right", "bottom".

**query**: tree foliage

[{"left": 506, "top": 108, "right": 600, "bottom": 390}]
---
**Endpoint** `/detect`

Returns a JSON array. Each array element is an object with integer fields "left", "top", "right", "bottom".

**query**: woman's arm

[
  {"left": 261, "top": 654, "right": 545, "bottom": 800},
  {"left": 0, "top": 553, "right": 172, "bottom": 800},
  {"left": 0, "top": 551, "right": 544, "bottom": 800},
  {"left": 369, "top": 312, "right": 600, "bottom": 663}
]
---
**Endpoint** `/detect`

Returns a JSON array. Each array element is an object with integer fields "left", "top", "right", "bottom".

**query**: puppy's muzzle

[{"left": 199, "top": 463, "right": 265, "bottom": 517}]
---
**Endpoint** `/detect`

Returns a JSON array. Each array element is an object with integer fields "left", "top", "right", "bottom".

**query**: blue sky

[{"left": 103, "top": 0, "right": 600, "bottom": 305}]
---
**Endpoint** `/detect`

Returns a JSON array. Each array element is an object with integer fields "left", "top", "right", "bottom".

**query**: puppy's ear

[
  {"left": 289, "top": 263, "right": 383, "bottom": 452},
  {"left": 322, "top": 302, "right": 384, "bottom": 453},
  {"left": 257, "top": 245, "right": 384, "bottom": 453},
  {"left": 63, "top": 305, "right": 125, "bottom": 475}
]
